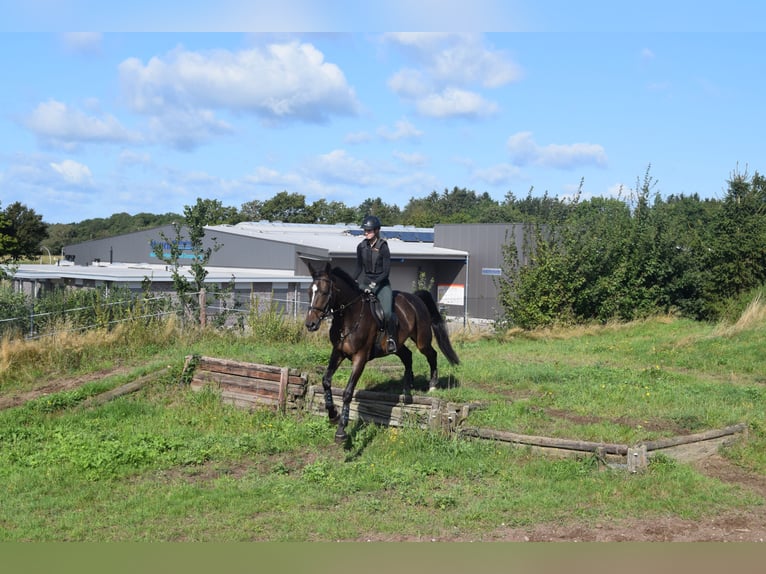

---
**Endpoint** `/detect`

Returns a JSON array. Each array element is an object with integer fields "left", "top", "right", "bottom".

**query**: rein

[{"left": 313, "top": 275, "right": 366, "bottom": 339}]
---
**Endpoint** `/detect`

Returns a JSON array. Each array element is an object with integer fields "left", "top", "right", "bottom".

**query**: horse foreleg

[
  {"left": 335, "top": 355, "right": 367, "bottom": 443},
  {"left": 322, "top": 348, "right": 344, "bottom": 423}
]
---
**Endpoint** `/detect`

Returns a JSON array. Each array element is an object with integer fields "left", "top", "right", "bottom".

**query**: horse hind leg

[
  {"left": 396, "top": 344, "right": 414, "bottom": 397},
  {"left": 422, "top": 345, "right": 439, "bottom": 391}
]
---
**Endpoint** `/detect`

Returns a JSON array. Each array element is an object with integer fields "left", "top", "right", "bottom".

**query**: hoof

[{"left": 334, "top": 432, "right": 347, "bottom": 444}]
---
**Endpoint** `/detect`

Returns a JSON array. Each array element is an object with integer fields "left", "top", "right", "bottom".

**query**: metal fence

[{"left": 0, "top": 290, "right": 307, "bottom": 341}]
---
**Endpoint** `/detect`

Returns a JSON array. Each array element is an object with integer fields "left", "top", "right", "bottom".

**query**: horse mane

[{"left": 331, "top": 266, "right": 360, "bottom": 292}]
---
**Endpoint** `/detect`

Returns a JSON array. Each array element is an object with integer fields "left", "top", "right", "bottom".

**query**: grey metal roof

[
  {"left": 11, "top": 262, "right": 312, "bottom": 286},
  {"left": 208, "top": 222, "right": 468, "bottom": 260}
]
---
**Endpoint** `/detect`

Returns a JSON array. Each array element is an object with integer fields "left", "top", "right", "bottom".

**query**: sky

[{"left": 1, "top": 2, "right": 766, "bottom": 224}]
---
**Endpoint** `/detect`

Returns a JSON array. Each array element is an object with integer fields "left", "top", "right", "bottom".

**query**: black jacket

[{"left": 353, "top": 237, "right": 391, "bottom": 288}]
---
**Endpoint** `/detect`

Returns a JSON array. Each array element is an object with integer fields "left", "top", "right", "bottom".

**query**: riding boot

[{"left": 386, "top": 321, "right": 397, "bottom": 353}]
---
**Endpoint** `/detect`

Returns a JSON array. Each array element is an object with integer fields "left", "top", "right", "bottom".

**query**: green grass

[{"left": 0, "top": 309, "right": 764, "bottom": 540}]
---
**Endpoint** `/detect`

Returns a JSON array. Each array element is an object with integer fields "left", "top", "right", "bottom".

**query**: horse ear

[{"left": 324, "top": 261, "right": 332, "bottom": 274}]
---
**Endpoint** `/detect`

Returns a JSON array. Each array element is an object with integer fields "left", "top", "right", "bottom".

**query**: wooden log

[
  {"left": 82, "top": 368, "right": 169, "bottom": 407},
  {"left": 641, "top": 423, "right": 748, "bottom": 452},
  {"left": 459, "top": 426, "right": 629, "bottom": 455}
]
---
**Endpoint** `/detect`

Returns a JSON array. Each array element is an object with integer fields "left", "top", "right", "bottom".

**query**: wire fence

[{"left": 0, "top": 289, "right": 308, "bottom": 341}]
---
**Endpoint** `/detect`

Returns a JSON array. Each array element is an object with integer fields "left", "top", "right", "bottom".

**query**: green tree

[
  {"left": 260, "top": 191, "right": 312, "bottom": 222},
  {"left": 308, "top": 199, "right": 356, "bottom": 224},
  {"left": 239, "top": 199, "right": 264, "bottom": 222},
  {"left": 356, "top": 198, "right": 402, "bottom": 226},
  {"left": 0, "top": 202, "right": 49, "bottom": 261},
  {"left": 704, "top": 168, "right": 766, "bottom": 317},
  {"left": 151, "top": 198, "right": 224, "bottom": 324}
]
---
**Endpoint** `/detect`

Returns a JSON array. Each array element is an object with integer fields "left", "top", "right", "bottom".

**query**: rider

[{"left": 354, "top": 215, "right": 397, "bottom": 354}]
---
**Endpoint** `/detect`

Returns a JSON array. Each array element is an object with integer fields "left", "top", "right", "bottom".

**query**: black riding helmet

[{"left": 361, "top": 215, "right": 381, "bottom": 231}]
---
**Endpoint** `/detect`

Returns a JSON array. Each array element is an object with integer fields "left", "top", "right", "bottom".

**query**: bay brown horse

[{"left": 304, "top": 261, "right": 460, "bottom": 442}]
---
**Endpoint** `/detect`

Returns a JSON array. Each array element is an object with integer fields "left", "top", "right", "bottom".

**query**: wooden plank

[
  {"left": 197, "top": 356, "right": 304, "bottom": 379},
  {"left": 191, "top": 371, "right": 305, "bottom": 398}
]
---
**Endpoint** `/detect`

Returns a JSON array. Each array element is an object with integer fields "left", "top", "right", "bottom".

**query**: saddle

[
  {"left": 365, "top": 293, "right": 397, "bottom": 332},
  {"left": 365, "top": 292, "right": 386, "bottom": 329}
]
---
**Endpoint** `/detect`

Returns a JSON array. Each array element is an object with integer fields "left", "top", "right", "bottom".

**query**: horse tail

[{"left": 414, "top": 290, "right": 460, "bottom": 366}]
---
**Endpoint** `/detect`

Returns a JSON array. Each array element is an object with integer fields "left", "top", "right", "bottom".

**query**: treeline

[
  {"left": 17, "top": 165, "right": 766, "bottom": 326},
  {"left": 498, "top": 169, "right": 766, "bottom": 326},
  {"left": 41, "top": 187, "right": 577, "bottom": 256}
]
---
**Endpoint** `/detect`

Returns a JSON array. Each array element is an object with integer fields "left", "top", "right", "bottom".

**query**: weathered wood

[
  {"left": 278, "top": 367, "right": 289, "bottom": 413},
  {"left": 627, "top": 445, "right": 648, "bottom": 473},
  {"left": 642, "top": 423, "right": 748, "bottom": 452},
  {"left": 459, "top": 426, "right": 630, "bottom": 455},
  {"left": 82, "top": 368, "right": 169, "bottom": 407},
  {"left": 197, "top": 356, "right": 304, "bottom": 384},
  {"left": 303, "top": 384, "right": 472, "bottom": 430},
  {"left": 189, "top": 356, "right": 307, "bottom": 411},
  {"left": 191, "top": 371, "right": 304, "bottom": 398}
]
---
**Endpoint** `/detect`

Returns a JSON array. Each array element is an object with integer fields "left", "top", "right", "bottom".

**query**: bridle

[
  {"left": 309, "top": 274, "right": 364, "bottom": 323},
  {"left": 309, "top": 276, "right": 334, "bottom": 321}
]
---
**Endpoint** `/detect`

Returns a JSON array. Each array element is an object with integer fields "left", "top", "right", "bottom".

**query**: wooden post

[
  {"left": 627, "top": 445, "right": 647, "bottom": 473},
  {"left": 278, "top": 367, "right": 289, "bottom": 413},
  {"left": 199, "top": 288, "right": 207, "bottom": 327}
]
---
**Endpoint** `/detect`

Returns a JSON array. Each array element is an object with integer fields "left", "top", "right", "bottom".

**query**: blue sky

[{"left": 1, "top": 2, "right": 765, "bottom": 224}]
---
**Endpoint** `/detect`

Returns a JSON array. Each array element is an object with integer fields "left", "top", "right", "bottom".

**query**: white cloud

[
  {"left": 61, "top": 32, "right": 102, "bottom": 54},
  {"left": 119, "top": 42, "right": 360, "bottom": 123},
  {"left": 50, "top": 159, "right": 93, "bottom": 185},
  {"left": 393, "top": 151, "right": 428, "bottom": 167},
  {"left": 387, "top": 68, "right": 430, "bottom": 98},
  {"left": 383, "top": 33, "right": 521, "bottom": 119},
  {"left": 307, "top": 149, "right": 375, "bottom": 186},
  {"left": 245, "top": 166, "right": 304, "bottom": 188},
  {"left": 506, "top": 131, "right": 607, "bottom": 169},
  {"left": 344, "top": 131, "right": 373, "bottom": 144},
  {"left": 147, "top": 108, "right": 233, "bottom": 151},
  {"left": 377, "top": 119, "right": 423, "bottom": 141},
  {"left": 473, "top": 163, "right": 523, "bottom": 185},
  {"left": 416, "top": 88, "right": 498, "bottom": 118},
  {"left": 25, "top": 100, "right": 139, "bottom": 148}
]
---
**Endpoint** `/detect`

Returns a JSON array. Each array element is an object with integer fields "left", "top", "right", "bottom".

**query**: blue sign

[{"left": 482, "top": 268, "right": 502, "bottom": 276}]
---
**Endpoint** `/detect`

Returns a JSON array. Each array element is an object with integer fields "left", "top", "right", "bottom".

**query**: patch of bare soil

[
  {"left": 0, "top": 367, "right": 131, "bottom": 410},
  {"left": 483, "top": 454, "right": 766, "bottom": 543}
]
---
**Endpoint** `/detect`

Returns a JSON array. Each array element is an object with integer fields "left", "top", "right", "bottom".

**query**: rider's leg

[{"left": 377, "top": 283, "right": 396, "bottom": 353}]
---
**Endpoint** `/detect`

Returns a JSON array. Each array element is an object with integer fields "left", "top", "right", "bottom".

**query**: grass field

[{"left": 0, "top": 303, "right": 764, "bottom": 541}]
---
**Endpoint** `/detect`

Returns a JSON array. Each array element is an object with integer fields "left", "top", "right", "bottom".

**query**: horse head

[{"left": 304, "top": 261, "right": 334, "bottom": 332}]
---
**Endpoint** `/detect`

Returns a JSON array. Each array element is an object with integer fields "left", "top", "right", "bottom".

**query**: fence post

[{"left": 199, "top": 289, "right": 206, "bottom": 327}]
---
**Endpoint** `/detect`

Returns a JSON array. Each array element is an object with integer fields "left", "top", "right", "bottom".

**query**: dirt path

[{"left": 0, "top": 367, "right": 132, "bottom": 411}]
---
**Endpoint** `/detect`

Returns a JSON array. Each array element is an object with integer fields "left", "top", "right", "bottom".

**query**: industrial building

[{"left": 12, "top": 222, "right": 528, "bottom": 322}]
